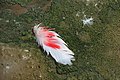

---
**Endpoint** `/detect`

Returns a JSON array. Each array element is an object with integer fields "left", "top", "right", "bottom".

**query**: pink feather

[{"left": 33, "top": 24, "right": 75, "bottom": 65}]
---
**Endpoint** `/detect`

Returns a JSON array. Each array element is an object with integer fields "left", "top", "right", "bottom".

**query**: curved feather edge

[
  {"left": 43, "top": 44, "right": 75, "bottom": 65},
  {"left": 33, "top": 24, "right": 75, "bottom": 65}
]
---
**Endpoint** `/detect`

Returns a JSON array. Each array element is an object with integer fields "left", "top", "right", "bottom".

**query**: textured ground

[{"left": 0, "top": 0, "right": 120, "bottom": 80}]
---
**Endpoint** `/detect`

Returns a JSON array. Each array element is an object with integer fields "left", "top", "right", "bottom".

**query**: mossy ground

[{"left": 0, "top": 0, "right": 120, "bottom": 80}]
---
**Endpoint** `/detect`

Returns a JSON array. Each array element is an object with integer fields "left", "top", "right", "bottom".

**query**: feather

[{"left": 33, "top": 24, "right": 75, "bottom": 65}]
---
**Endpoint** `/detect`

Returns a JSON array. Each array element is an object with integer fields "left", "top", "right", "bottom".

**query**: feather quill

[{"left": 33, "top": 24, "right": 75, "bottom": 65}]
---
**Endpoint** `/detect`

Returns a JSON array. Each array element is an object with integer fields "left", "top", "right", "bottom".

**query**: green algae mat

[{"left": 0, "top": 0, "right": 120, "bottom": 80}]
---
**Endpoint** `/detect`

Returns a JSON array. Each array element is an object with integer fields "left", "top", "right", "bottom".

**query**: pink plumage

[{"left": 33, "top": 24, "right": 75, "bottom": 65}]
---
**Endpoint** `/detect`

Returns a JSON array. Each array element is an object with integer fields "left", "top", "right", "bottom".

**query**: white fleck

[
  {"left": 82, "top": 16, "right": 93, "bottom": 26},
  {"left": 82, "top": 11, "right": 85, "bottom": 14},
  {"left": 95, "top": 3, "right": 98, "bottom": 6},
  {"left": 6, "top": 66, "right": 10, "bottom": 69},
  {"left": 76, "top": 11, "right": 80, "bottom": 17},
  {"left": 63, "top": 17, "right": 65, "bottom": 19},
  {"left": 86, "top": 62, "right": 89, "bottom": 64},
  {"left": 13, "top": 20, "right": 16, "bottom": 22},
  {"left": 24, "top": 49, "right": 29, "bottom": 52},
  {"left": 22, "top": 55, "right": 29, "bottom": 60},
  {"left": 84, "top": 14, "right": 86, "bottom": 17},
  {"left": 76, "top": 13, "right": 79, "bottom": 17},
  {"left": 6, "top": 20, "right": 9, "bottom": 23},
  {"left": 39, "top": 74, "right": 42, "bottom": 78}
]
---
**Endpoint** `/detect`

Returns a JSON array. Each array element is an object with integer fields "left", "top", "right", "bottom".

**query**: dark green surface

[{"left": 0, "top": 0, "right": 120, "bottom": 80}]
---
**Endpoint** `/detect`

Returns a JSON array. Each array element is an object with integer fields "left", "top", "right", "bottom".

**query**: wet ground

[{"left": 0, "top": 0, "right": 120, "bottom": 80}]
